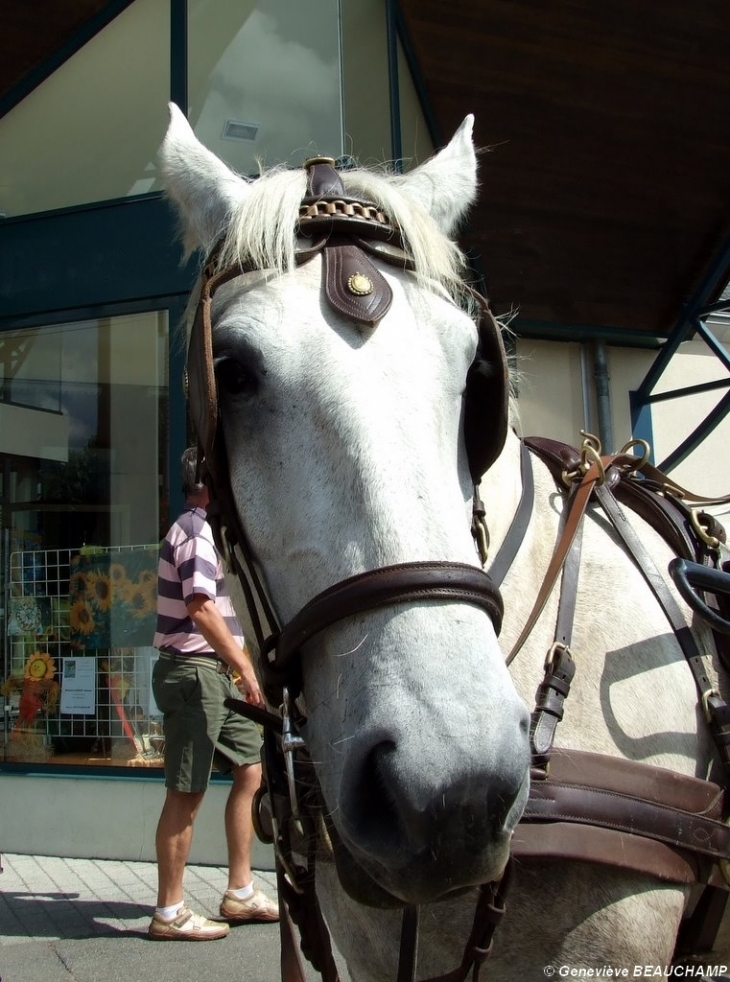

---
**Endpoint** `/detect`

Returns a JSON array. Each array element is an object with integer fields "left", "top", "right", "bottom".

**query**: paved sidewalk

[{"left": 0, "top": 852, "right": 317, "bottom": 982}]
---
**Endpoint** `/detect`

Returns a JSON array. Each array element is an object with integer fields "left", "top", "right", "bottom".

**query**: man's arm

[{"left": 186, "top": 595, "right": 264, "bottom": 707}]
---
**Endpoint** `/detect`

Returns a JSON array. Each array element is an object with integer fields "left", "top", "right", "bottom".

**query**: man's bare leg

[
  {"left": 225, "top": 762, "right": 262, "bottom": 890},
  {"left": 155, "top": 788, "right": 205, "bottom": 907}
]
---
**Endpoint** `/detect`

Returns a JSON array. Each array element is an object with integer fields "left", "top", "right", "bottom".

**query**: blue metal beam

[
  {"left": 170, "top": 0, "right": 188, "bottom": 113},
  {"left": 657, "top": 387, "right": 730, "bottom": 472},
  {"left": 641, "top": 377, "right": 730, "bottom": 405},
  {"left": 393, "top": 0, "right": 442, "bottom": 150},
  {"left": 692, "top": 317, "right": 730, "bottom": 372},
  {"left": 633, "top": 236, "right": 730, "bottom": 405},
  {"left": 630, "top": 235, "right": 730, "bottom": 471},
  {"left": 386, "top": 0, "right": 403, "bottom": 172}
]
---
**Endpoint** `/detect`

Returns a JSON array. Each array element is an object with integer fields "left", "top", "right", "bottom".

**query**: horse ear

[
  {"left": 159, "top": 102, "right": 251, "bottom": 255},
  {"left": 397, "top": 115, "right": 478, "bottom": 234}
]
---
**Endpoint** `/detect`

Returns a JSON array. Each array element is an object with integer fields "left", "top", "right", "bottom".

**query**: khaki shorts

[{"left": 152, "top": 656, "right": 262, "bottom": 793}]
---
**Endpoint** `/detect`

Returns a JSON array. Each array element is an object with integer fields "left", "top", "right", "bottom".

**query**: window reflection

[
  {"left": 1, "top": 311, "right": 169, "bottom": 767},
  {"left": 189, "top": 0, "right": 343, "bottom": 174}
]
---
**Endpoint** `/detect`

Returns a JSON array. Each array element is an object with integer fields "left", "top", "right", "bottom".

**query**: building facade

[{"left": 0, "top": 0, "right": 437, "bottom": 862}]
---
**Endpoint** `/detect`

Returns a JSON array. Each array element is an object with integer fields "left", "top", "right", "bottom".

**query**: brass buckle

[
  {"left": 561, "top": 431, "right": 605, "bottom": 488},
  {"left": 544, "top": 642, "right": 571, "bottom": 672}
]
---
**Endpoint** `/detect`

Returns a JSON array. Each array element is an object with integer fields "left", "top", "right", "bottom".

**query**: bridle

[
  {"left": 186, "top": 156, "right": 510, "bottom": 705},
  {"left": 184, "top": 156, "right": 515, "bottom": 981}
]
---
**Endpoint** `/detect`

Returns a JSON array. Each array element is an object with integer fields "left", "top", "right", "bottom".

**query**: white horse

[{"left": 160, "top": 103, "right": 730, "bottom": 981}]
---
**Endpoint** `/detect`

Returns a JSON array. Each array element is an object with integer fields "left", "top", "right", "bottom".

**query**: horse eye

[{"left": 215, "top": 357, "right": 259, "bottom": 398}]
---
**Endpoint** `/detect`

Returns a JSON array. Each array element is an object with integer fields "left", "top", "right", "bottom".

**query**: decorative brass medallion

[{"left": 347, "top": 272, "right": 374, "bottom": 296}]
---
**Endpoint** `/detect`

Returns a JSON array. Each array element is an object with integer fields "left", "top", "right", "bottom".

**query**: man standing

[{"left": 149, "top": 447, "right": 278, "bottom": 941}]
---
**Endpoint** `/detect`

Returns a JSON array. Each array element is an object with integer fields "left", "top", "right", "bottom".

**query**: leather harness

[{"left": 184, "top": 156, "right": 730, "bottom": 980}]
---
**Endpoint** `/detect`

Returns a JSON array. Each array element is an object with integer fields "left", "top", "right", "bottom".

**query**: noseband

[{"left": 186, "top": 156, "right": 509, "bottom": 703}]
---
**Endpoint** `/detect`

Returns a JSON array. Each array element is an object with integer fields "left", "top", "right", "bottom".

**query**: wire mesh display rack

[{"left": 2, "top": 546, "right": 163, "bottom": 764}]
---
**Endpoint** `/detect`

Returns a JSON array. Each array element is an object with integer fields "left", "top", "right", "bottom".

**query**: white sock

[
  {"left": 228, "top": 882, "right": 254, "bottom": 901},
  {"left": 156, "top": 900, "right": 185, "bottom": 919}
]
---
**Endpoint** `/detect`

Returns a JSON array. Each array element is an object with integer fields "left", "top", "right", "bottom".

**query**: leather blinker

[{"left": 464, "top": 300, "right": 510, "bottom": 483}]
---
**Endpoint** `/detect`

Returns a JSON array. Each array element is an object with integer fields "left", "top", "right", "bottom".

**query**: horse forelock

[{"left": 212, "top": 161, "right": 468, "bottom": 300}]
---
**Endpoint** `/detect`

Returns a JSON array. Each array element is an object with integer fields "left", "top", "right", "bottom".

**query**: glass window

[
  {"left": 341, "top": 3, "right": 433, "bottom": 170},
  {"left": 188, "top": 0, "right": 343, "bottom": 174},
  {"left": 1, "top": 311, "right": 169, "bottom": 767},
  {"left": 0, "top": 0, "right": 170, "bottom": 217}
]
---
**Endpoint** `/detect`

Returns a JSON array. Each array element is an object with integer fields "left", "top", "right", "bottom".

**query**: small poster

[
  {"left": 8, "top": 597, "right": 52, "bottom": 637},
  {"left": 60, "top": 657, "right": 96, "bottom": 715}
]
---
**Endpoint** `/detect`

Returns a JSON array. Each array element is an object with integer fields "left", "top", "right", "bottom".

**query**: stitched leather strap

[
  {"left": 260, "top": 561, "right": 504, "bottom": 697},
  {"left": 512, "top": 822, "right": 704, "bottom": 886},
  {"left": 526, "top": 779, "right": 730, "bottom": 861},
  {"left": 506, "top": 458, "right": 602, "bottom": 662},
  {"left": 515, "top": 748, "right": 730, "bottom": 886},
  {"left": 488, "top": 442, "right": 535, "bottom": 586}
]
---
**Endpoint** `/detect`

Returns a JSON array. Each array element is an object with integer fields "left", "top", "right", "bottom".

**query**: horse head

[{"left": 160, "top": 104, "right": 530, "bottom": 906}]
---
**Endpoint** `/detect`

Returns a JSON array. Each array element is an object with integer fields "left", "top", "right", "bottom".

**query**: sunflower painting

[{"left": 69, "top": 547, "right": 159, "bottom": 650}]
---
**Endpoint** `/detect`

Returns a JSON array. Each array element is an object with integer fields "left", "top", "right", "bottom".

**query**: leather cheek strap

[{"left": 188, "top": 262, "right": 251, "bottom": 459}]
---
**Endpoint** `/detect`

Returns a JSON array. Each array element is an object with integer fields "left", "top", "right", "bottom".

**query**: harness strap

[
  {"left": 514, "top": 747, "right": 730, "bottom": 886},
  {"left": 398, "top": 907, "right": 419, "bottom": 982},
  {"left": 277, "top": 865, "right": 309, "bottom": 982},
  {"left": 526, "top": 776, "right": 730, "bottom": 863},
  {"left": 418, "top": 864, "right": 513, "bottom": 982},
  {"left": 506, "top": 456, "right": 603, "bottom": 662},
  {"left": 512, "top": 822, "right": 706, "bottom": 886},
  {"left": 487, "top": 441, "right": 535, "bottom": 586},
  {"left": 595, "top": 484, "right": 730, "bottom": 782},
  {"left": 515, "top": 746, "right": 730, "bottom": 906},
  {"left": 502, "top": 437, "right": 730, "bottom": 956}
]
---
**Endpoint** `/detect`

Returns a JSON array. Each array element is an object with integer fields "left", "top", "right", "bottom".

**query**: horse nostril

[{"left": 347, "top": 741, "right": 405, "bottom": 848}]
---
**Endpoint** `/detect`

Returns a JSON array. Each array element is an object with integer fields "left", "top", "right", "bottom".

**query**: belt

[{"left": 158, "top": 648, "right": 232, "bottom": 676}]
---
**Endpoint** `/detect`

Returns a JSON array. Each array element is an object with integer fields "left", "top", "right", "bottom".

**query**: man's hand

[
  {"left": 187, "top": 596, "right": 264, "bottom": 706},
  {"left": 234, "top": 667, "right": 265, "bottom": 708}
]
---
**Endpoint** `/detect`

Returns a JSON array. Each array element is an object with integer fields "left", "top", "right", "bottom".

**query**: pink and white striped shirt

[{"left": 153, "top": 506, "right": 243, "bottom": 655}]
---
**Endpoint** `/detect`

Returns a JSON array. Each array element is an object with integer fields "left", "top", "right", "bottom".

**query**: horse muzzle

[{"left": 327, "top": 718, "right": 531, "bottom": 906}]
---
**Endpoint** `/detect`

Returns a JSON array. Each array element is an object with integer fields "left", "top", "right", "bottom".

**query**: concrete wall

[
  {"left": 0, "top": 772, "right": 274, "bottom": 869},
  {"left": 514, "top": 334, "right": 730, "bottom": 499}
]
